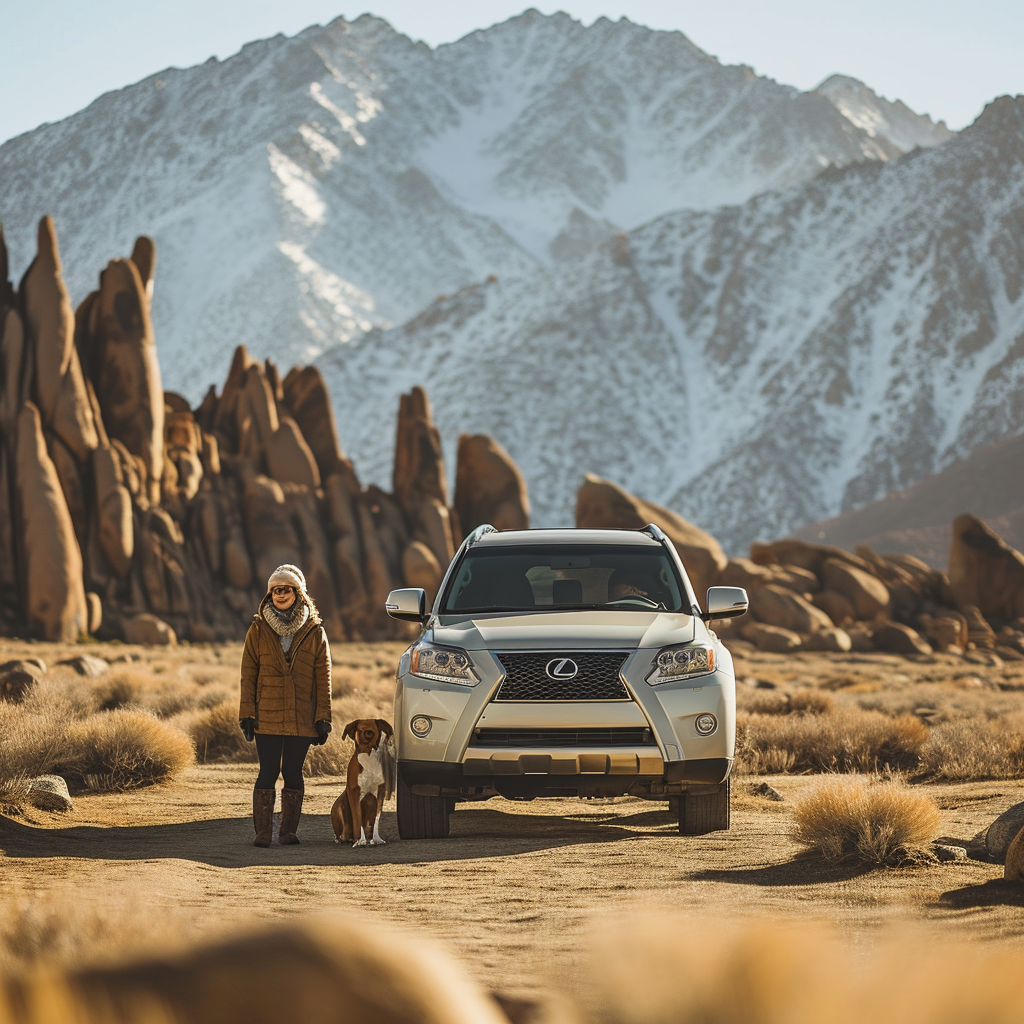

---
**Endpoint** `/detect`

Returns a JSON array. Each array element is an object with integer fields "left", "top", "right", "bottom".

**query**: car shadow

[
  {"left": 0, "top": 806, "right": 680, "bottom": 868},
  {"left": 937, "top": 880, "right": 1024, "bottom": 909},
  {"left": 690, "top": 855, "right": 872, "bottom": 887}
]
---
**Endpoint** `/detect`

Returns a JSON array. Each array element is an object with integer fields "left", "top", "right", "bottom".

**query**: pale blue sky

[{"left": 1, "top": 1, "right": 1022, "bottom": 144}]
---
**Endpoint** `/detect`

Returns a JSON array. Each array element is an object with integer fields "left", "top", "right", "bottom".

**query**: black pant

[{"left": 254, "top": 734, "right": 312, "bottom": 791}]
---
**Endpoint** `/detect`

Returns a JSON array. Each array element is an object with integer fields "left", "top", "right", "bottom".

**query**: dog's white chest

[{"left": 357, "top": 750, "right": 385, "bottom": 790}]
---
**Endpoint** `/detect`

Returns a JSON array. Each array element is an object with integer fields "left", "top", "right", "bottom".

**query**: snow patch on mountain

[{"left": 816, "top": 74, "right": 952, "bottom": 153}]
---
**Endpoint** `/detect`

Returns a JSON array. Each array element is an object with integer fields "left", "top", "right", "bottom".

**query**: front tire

[
  {"left": 677, "top": 779, "right": 730, "bottom": 835},
  {"left": 396, "top": 773, "right": 451, "bottom": 839}
]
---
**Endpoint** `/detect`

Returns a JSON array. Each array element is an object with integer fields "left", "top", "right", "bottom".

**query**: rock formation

[
  {"left": 14, "top": 402, "right": 89, "bottom": 640},
  {"left": 949, "top": 513, "right": 1024, "bottom": 621},
  {"left": 80, "top": 255, "right": 164, "bottom": 504},
  {"left": 4, "top": 212, "right": 1024, "bottom": 655},
  {"left": 0, "top": 219, "right": 531, "bottom": 643},
  {"left": 454, "top": 433, "right": 530, "bottom": 536},
  {"left": 575, "top": 474, "right": 727, "bottom": 599}
]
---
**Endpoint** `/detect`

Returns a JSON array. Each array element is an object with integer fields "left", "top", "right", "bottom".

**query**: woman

[{"left": 239, "top": 564, "right": 332, "bottom": 847}]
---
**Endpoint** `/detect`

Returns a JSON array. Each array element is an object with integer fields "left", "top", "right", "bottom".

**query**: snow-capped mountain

[
  {"left": 0, "top": 11, "right": 945, "bottom": 396},
  {"left": 322, "top": 95, "right": 1024, "bottom": 551},
  {"left": 814, "top": 75, "right": 952, "bottom": 153}
]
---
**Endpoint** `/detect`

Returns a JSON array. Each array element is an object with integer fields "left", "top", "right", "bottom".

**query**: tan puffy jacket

[{"left": 238, "top": 599, "right": 332, "bottom": 737}]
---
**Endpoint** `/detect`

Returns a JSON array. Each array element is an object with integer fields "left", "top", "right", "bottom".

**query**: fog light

[
  {"left": 410, "top": 715, "right": 432, "bottom": 737},
  {"left": 695, "top": 713, "right": 717, "bottom": 736}
]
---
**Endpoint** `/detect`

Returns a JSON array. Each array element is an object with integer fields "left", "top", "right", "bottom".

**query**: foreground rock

[
  {"left": 987, "top": 802, "right": 1024, "bottom": 863},
  {"left": 949, "top": 513, "right": 1024, "bottom": 621},
  {"left": 56, "top": 654, "right": 110, "bottom": 677},
  {"left": 123, "top": 613, "right": 177, "bottom": 646},
  {"left": 0, "top": 659, "right": 45, "bottom": 701},
  {"left": 576, "top": 474, "right": 727, "bottom": 598},
  {"left": 28, "top": 775, "right": 73, "bottom": 812}
]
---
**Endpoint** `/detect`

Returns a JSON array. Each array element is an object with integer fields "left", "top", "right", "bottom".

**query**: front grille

[
  {"left": 474, "top": 728, "right": 654, "bottom": 747},
  {"left": 493, "top": 652, "right": 630, "bottom": 701}
]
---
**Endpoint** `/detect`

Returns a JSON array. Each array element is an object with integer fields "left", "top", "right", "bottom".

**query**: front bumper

[
  {"left": 394, "top": 643, "right": 736, "bottom": 798},
  {"left": 399, "top": 757, "right": 732, "bottom": 799}
]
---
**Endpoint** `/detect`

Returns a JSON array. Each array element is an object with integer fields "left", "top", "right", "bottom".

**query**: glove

[
  {"left": 315, "top": 720, "right": 331, "bottom": 746},
  {"left": 239, "top": 717, "right": 256, "bottom": 742}
]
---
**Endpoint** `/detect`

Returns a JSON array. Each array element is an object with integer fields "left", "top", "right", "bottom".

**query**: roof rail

[
  {"left": 465, "top": 524, "right": 497, "bottom": 547},
  {"left": 640, "top": 523, "right": 667, "bottom": 542}
]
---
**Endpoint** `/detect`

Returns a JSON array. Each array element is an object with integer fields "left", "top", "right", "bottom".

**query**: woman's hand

[
  {"left": 315, "top": 720, "right": 331, "bottom": 745},
  {"left": 239, "top": 717, "right": 256, "bottom": 742}
]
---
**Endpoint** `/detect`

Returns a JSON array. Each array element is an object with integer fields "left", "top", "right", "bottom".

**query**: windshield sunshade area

[{"left": 442, "top": 545, "right": 688, "bottom": 613}]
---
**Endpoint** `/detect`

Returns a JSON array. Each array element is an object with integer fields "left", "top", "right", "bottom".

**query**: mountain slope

[
  {"left": 794, "top": 432, "right": 1024, "bottom": 568},
  {"left": 0, "top": 11, "right": 946, "bottom": 397},
  {"left": 321, "top": 96, "right": 1024, "bottom": 550},
  {"left": 815, "top": 75, "right": 953, "bottom": 153}
]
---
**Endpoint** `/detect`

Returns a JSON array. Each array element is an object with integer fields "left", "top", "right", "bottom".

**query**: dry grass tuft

[
  {"left": 0, "top": 683, "right": 83, "bottom": 809},
  {"left": 918, "top": 718, "right": 1024, "bottom": 781},
  {"left": 61, "top": 710, "right": 195, "bottom": 791},
  {"left": 0, "top": 889, "right": 196, "bottom": 976},
  {"left": 174, "top": 701, "right": 257, "bottom": 764},
  {"left": 742, "top": 689, "right": 834, "bottom": 716},
  {"left": 792, "top": 775, "right": 941, "bottom": 865},
  {"left": 576, "top": 914, "right": 1024, "bottom": 1024},
  {"left": 737, "top": 704, "right": 929, "bottom": 775}
]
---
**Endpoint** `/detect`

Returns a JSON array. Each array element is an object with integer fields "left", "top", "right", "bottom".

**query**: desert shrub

[
  {"left": 304, "top": 732, "right": 352, "bottom": 777},
  {"left": 742, "top": 690, "right": 834, "bottom": 716},
  {"left": 60, "top": 709, "right": 195, "bottom": 791},
  {"left": 737, "top": 704, "right": 929, "bottom": 774},
  {"left": 792, "top": 775, "right": 940, "bottom": 865},
  {"left": 145, "top": 684, "right": 229, "bottom": 720},
  {"left": 0, "top": 683, "right": 83, "bottom": 810},
  {"left": 175, "top": 701, "right": 257, "bottom": 764},
  {"left": 92, "top": 670, "right": 146, "bottom": 711},
  {"left": 918, "top": 718, "right": 1024, "bottom": 781},
  {"left": 0, "top": 890, "right": 193, "bottom": 974}
]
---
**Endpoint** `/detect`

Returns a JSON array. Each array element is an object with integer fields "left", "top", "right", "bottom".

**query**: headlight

[
  {"left": 646, "top": 643, "right": 716, "bottom": 685},
  {"left": 410, "top": 715, "right": 432, "bottom": 737},
  {"left": 409, "top": 642, "right": 479, "bottom": 686}
]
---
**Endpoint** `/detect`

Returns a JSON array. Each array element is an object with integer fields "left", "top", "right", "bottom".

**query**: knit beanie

[{"left": 267, "top": 564, "right": 307, "bottom": 594}]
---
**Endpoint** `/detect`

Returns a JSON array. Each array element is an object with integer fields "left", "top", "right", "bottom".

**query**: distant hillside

[{"left": 794, "top": 432, "right": 1024, "bottom": 567}]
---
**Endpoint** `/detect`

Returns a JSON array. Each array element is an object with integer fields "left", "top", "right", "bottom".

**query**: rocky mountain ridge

[
  {"left": 322, "top": 94, "right": 1024, "bottom": 550},
  {"left": 0, "top": 11, "right": 947, "bottom": 402}
]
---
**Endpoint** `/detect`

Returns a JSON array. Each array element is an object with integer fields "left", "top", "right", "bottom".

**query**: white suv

[{"left": 386, "top": 524, "right": 748, "bottom": 839}]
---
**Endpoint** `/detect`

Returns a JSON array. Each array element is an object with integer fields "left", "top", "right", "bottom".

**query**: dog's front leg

[
  {"left": 371, "top": 784, "right": 386, "bottom": 845},
  {"left": 348, "top": 785, "right": 367, "bottom": 847}
]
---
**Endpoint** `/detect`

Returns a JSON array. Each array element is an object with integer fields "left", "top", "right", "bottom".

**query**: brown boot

[
  {"left": 279, "top": 787, "right": 303, "bottom": 845},
  {"left": 253, "top": 788, "right": 275, "bottom": 847}
]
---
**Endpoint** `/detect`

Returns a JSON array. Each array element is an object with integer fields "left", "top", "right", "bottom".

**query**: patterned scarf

[{"left": 262, "top": 598, "right": 310, "bottom": 638}]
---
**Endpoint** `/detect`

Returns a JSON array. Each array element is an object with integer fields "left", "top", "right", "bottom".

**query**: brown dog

[{"left": 331, "top": 719, "right": 395, "bottom": 847}]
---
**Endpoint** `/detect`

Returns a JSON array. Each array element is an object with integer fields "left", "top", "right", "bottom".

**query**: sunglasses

[{"left": 271, "top": 586, "right": 295, "bottom": 596}]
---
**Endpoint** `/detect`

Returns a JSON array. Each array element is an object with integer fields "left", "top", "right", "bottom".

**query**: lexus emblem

[{"left": 546, "top": 657, "right": 579, "bottom": 680}]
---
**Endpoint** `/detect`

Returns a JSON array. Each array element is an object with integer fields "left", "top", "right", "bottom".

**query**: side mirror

[
  {"left": 704, "top": 586, "right": 748, "bottom": 621},
  {"left": 385, "top": 588, "right": 428, "bottom": 623}
]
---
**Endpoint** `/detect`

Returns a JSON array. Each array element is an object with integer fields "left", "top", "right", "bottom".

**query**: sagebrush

[
  {"left": 737, "top": 704, "right": 928, "bottom": 774},
  {"left": 791, "top": 775, "right": 941, "bottom": 865}
]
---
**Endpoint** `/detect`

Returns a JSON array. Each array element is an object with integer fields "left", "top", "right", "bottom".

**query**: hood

[{"left": 431, "top": 611, "right": 696, "bottom": 652}]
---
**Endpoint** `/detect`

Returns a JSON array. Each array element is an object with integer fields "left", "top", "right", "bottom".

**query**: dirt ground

[{"left": 2, "top": 639, "right": 1024, "bottom": 996}]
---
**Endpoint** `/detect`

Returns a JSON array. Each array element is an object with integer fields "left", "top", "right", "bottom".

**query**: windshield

[{"left": 440, "top": 545, "right": 688, "bottom": 614}]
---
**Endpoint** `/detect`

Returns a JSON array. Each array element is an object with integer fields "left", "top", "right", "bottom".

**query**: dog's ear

[
  {"left": 376, "top": 719, "right": 394, "bottom": 738},
  {"left": 342, "top": 720, "right": 359, "bottom": 741}
]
